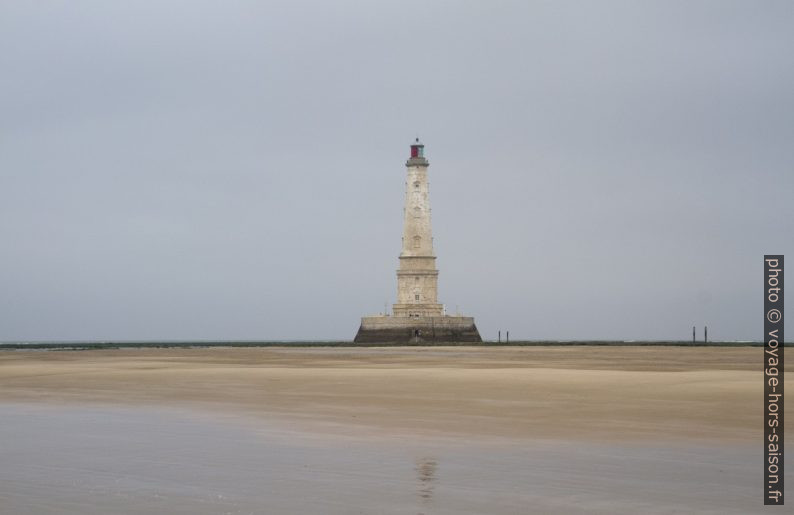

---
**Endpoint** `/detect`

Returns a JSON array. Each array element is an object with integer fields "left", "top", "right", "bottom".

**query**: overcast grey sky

[{"left": 1, "top": 1, "right": 792, "bottom": 341}]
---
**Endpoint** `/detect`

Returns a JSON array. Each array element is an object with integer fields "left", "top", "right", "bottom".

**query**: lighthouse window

[
  {"left": 414, "top": 182, "right": 420, "bottom": 188},
  {"left": 413, "top": 236, "right": 421, "bottom": 248},
  {"left": 415, "top": 294, "right": 420, "bottom": 301}
]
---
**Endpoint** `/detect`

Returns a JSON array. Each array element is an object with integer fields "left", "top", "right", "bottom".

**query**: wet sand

[
  {"left": 0, "top": 346, "right": 788, "bottom": 513},
  {"left": 0, "top": 346, "right": 777, "bottom": 441}
]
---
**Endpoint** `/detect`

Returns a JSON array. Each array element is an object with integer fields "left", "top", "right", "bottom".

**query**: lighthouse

[
  {"left": 393, "top": 139, "right": 443, "bottom": 318},
  {"left": 354, "top": 140, "right": 482, "bottom": 344}
]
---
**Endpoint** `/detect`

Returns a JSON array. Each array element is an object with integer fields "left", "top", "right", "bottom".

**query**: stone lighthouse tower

[
  {"left": 354, "top": 140, "right": 481, "bottom": 344},
  {"left": 393, "top": 139, "right": 443, "bottom": 318}
]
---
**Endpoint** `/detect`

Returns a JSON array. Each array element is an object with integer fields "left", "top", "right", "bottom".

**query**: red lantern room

[
  {"left": 406, "top": 138, "right": 429, "bottom": 167},
  {"left": 410, "top": 138, "right": 424, "bottom": 158}
]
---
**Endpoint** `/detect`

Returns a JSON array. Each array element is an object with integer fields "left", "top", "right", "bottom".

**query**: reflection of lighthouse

[{"left": 354, "top": 140, "right": 481, "bottom": 344}]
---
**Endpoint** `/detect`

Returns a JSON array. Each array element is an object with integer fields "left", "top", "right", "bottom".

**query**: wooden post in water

[
  {"left": 506, "top": 331, "right": 509, "bottom": 344},
  {"left": 692, "top": 326, "right": 695, "bottom": 343},
  {"left": 498, "top": 330, "right": 501, "bottom": 343},
  {"left": 704, "top": 326, "right": 708, "bottom": 343}
]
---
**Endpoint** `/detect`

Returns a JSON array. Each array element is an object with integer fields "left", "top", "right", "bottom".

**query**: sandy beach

[
  {"left": 0, "top": 346, "right": 777, "bottom": 441},
  {"left": 0, "top": 346, "right": 788, "bottom": 514}
]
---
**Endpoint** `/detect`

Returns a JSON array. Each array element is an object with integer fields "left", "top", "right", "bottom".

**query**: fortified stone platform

[{"left": 354, "top": 316, "right": 482, "bottom": 344}]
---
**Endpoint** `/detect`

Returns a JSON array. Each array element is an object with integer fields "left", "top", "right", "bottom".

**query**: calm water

[{"left": 0, "top": 403, "right": 769, "bottom": 514}]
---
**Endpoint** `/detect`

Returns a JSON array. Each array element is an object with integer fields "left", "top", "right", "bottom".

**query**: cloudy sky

[{"left": 1, "top": 1, "right": 792, "bottom": 341}]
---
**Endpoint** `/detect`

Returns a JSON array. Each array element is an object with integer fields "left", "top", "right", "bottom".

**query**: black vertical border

[{"left": 765, "top": 255, "right": 784, "bottom": 505}]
